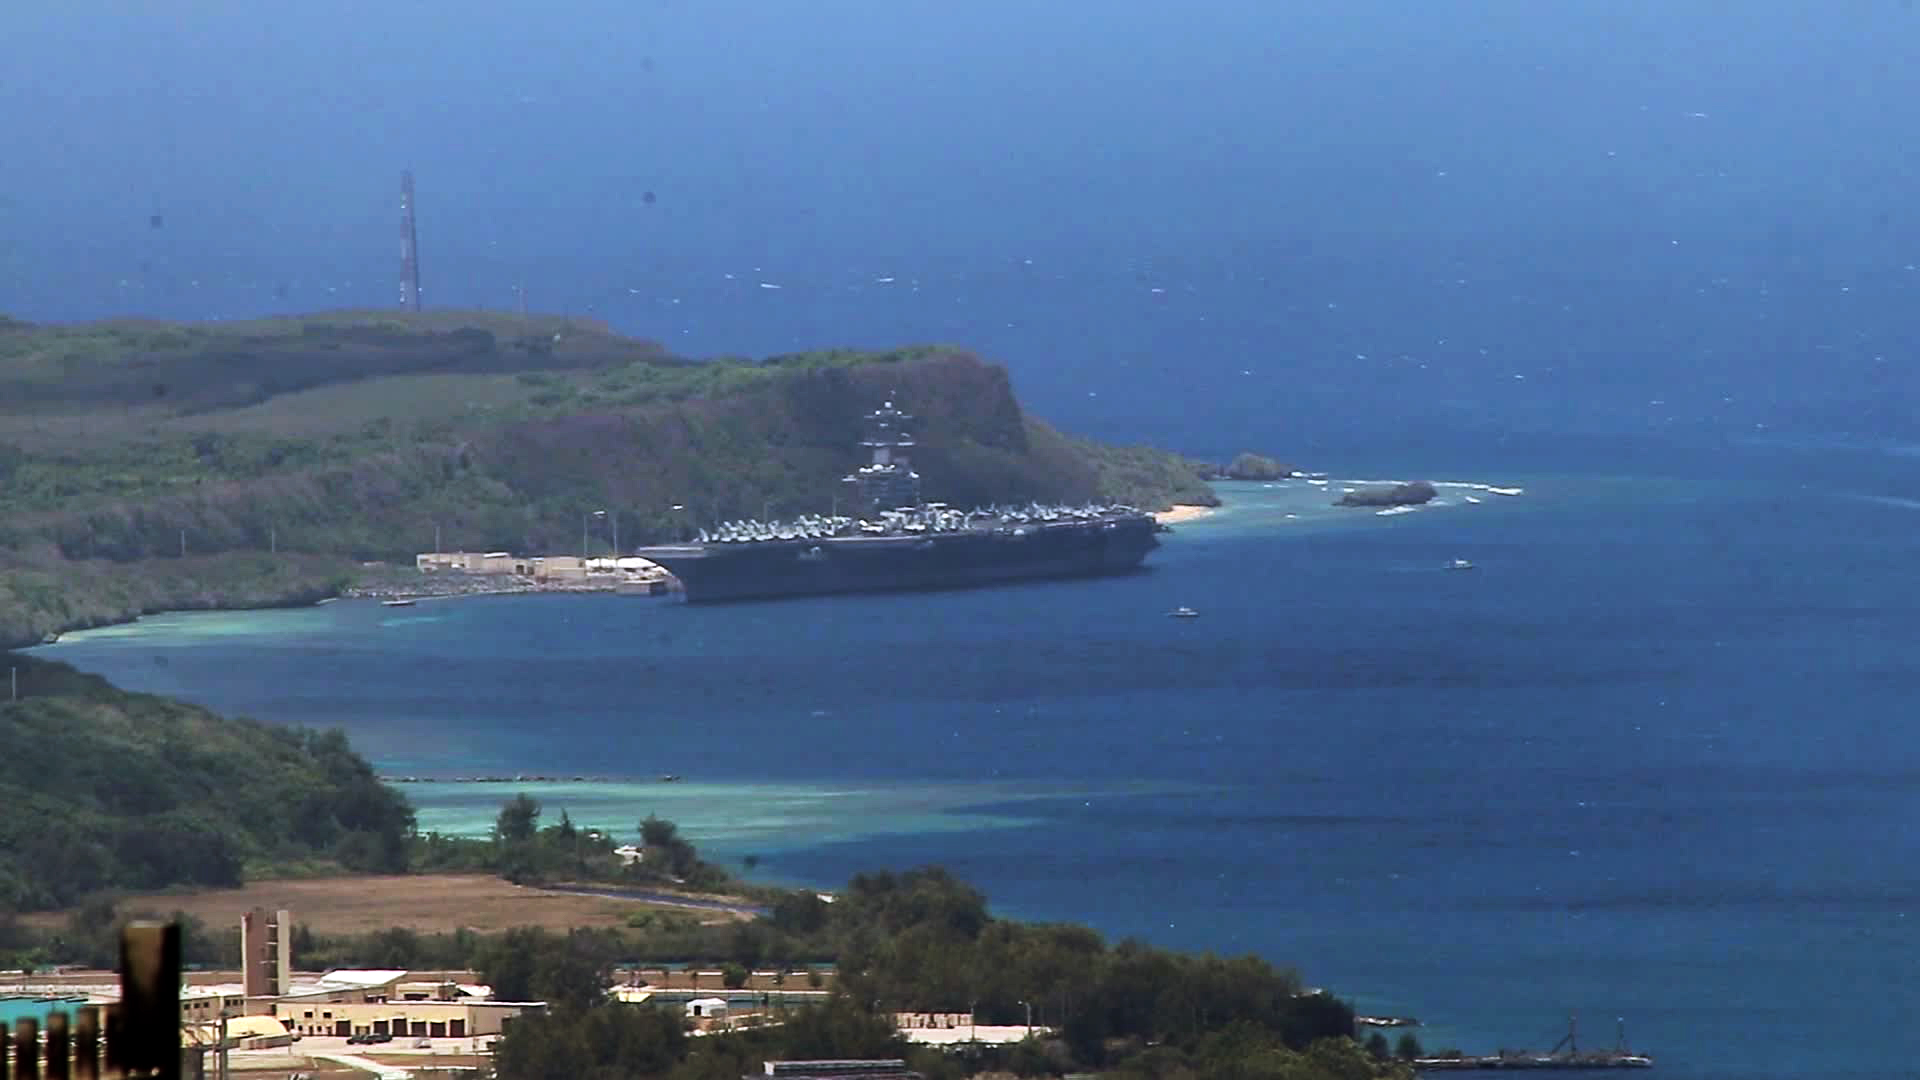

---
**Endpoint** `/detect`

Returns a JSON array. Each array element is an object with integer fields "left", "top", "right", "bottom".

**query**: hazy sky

[{"left": 3, "top": 1, "right": 1916, "bottom": 458}]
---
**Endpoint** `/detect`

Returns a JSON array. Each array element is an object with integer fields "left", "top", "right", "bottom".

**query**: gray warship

[{"left": 635, "top": 400, "right": 1161, "bottom": 602}]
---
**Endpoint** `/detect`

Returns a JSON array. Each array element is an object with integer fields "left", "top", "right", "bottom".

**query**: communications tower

[{"left": 399, "top": 170, "right": 422, "bottom": 311}]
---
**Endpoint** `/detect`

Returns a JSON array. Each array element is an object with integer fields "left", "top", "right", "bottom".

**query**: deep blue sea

[
  {"left": 38, "top": 446, "right": 1920, "bottom": 1080},
  {"left": 11, "top": 4, "right": 1920, "bottom": 1076}
]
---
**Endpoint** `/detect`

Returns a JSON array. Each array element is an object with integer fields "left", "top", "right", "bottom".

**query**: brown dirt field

[{"left": 23, "top": 874, "right": 745, "bottom": 935}]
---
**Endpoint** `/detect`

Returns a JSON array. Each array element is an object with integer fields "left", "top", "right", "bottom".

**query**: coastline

[{"left": 1154, "top": 504, "right": 1216, "bottom": 525}]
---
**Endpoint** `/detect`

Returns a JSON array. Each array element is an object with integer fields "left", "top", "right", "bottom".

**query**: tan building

[
  {"left": 417, "top": 551, "right": 532, "bottom": 575},
  {"left": 185, "top": 1014, "right": 294, "bottom": 1050},
  {"left": 398, "top": 979, "right": 492, "bottom": 1002},
  {"left": 239, "top": 908, "right": 291, "bottom": 998},
  {"left": 179, "top": 983, "right": 252, "bottom": 1024},
  {"left": 530, "top": 555, "right": 587, "bottom": 581},
  {"left": 275, "top": 999, "right": 542, "bottom": 1039},
  {"left": 271, "top": 965, "right": 542, "bottom": 1039}
]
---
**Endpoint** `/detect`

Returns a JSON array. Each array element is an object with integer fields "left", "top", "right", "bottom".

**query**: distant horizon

[{"left": 5, "top": 1, "right": 1917, "bottom": 455}]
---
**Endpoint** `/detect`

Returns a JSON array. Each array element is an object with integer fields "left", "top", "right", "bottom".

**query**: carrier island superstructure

[{"left": 635, "top": 400, "right": 1161, "bottom": 602}]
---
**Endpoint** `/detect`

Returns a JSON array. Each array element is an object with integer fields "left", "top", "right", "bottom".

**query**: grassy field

[
  {"left": 21, "top": 874, "right": 749, "bottom": 935},
  {"left": 150, "top": 372, "right": 550, "bottom": 438}
]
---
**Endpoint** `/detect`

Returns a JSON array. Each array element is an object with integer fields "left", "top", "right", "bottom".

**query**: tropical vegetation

[
  {"left": 0, "top": 310, "right": 1216, "bottom": 648},
  {"left": 0, "top": 655, "right": 413, "bottom": 911}
]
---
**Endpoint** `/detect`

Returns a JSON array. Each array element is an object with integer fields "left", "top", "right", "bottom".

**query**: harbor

[
  {"left": 1414, "top": 1018, "right": 1651, "bottom": 1072},
  {"left": 1413, "top": 1054, "right": 1652, "bottom": 1071},
  {"left": 346, "top": 554, "right": 675, "bottom": 603}
]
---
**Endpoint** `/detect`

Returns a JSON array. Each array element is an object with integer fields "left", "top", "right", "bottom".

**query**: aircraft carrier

[{"left": 635, "top": 400, "right": 1161, "bottom": 602}]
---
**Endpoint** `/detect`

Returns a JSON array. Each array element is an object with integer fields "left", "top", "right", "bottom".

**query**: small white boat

[
  {"left": 381, "top": 598, "right": 418, "bottom": 607},
  {"left": 1168, "top": 606, "right": 1200, "bottom": 619},
  {"left": 1447, "top": 559, "right": 1475, "bottom": 571}
]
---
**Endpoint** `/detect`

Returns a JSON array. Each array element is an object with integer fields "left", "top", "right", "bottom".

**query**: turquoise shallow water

[
  {"left": 40, "top": 454, "right": 1920, "bottom": 1079},
  {"left": 0, "top": 997, "right": 91, "bottom": 1027}
]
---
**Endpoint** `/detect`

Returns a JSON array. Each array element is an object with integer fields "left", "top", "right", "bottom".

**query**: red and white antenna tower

[{"left": 399, "top": 170, "right": 422, "bottom": 311}]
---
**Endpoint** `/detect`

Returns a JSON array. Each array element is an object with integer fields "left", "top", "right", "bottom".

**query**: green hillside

[
  {"left": 0, "top": 311, "right": 1215, "bottom": 647},
  {"left": 0, "top": 654, "right": 413, "bottom": 911}
]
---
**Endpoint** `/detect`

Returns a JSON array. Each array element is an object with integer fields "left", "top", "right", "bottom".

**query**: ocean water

[
  {"left": 39, "top": 450, "right": 1920, "bottom": 1080},
  {"left": 10, "top": 3, "right": 1920, "bottom": 1076},
  {"left": 0, "top": 997, "right": 92, "bottom": 1028}
]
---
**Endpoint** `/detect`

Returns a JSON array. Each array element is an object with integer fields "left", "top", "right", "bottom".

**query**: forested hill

[
  {"left": 0, "top": 311, "right": 1215, "bottom": 647},
  {"left": 0, "top": 654, "right": 414, "bottom": 911}
]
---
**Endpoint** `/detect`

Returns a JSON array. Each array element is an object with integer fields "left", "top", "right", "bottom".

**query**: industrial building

[
  {"left": 277, "top": 997, "right": 535, "bottom": 1039},
  {"left": 239, "top": 907, "right": 291, "bottom": 997},
  {"left": 414, "top": 550, "right": 668, "bottom": 586},
  {"left": 267, "top": 967, "right": 540, "bottom": 1038},
  {"left": 184, "top": 1013, "right": 295, "bottom": 1051},
  {"left": 3, "top": 909, "right": 546, "bottom": 1059},
  {"left": 416, "top": 551, "right": 532, "bottom": 575}
]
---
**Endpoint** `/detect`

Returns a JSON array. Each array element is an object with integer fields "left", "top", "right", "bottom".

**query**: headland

[{"left": 0, "top": 310, "right": 1223, "bottom": 648}]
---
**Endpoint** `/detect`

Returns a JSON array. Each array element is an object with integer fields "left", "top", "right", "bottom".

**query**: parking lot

[{"left": 299, "top": 1034, "right": 495, "bottom": 1055}]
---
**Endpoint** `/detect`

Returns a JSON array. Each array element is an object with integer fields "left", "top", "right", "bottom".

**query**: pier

[
  {"left": 1414, "top": 1016, "right": 1651, "bottom": 1072},
  {"left": 1413, "top": 1055, "right": 1651, "bottom": 1071}
]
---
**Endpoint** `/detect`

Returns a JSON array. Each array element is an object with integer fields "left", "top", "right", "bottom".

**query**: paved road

[
  {"left": 539, "top": 883, "right": 768, "bottom": 917},
  {"left": 311, "top": 1052, "right": 411, "bottom": 1079},
  {"left": 283, "top": 1035, "right": 497, "bottom": 1056}
]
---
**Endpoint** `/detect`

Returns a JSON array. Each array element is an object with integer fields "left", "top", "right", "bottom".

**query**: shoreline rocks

[
  {"left": 1198, "top": 452, "right": 1297, "bottom": 482},
  {"left": 1336, "top": 480, "right": 1437, "bottom": 508}
]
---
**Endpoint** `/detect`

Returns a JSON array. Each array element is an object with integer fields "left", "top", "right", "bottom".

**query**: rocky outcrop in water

[
  {"left": 1336, "top": 481, "right": 1436, "bottom": 507},
  {"left": 1197, "top": 452, "right": 1296, "bottom": 481}
]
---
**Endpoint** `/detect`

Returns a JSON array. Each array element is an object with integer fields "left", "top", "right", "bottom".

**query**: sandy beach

[{"left": 1155, "top": 504, "right": 1217, "bottom": 525}]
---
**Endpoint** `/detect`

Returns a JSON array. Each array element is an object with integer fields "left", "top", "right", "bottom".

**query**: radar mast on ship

[{"left": 843, "top": 397, "right": 922, "bottom": 515}]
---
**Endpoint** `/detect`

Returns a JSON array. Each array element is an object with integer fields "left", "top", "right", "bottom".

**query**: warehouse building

[{"left": 275, "top": 998, "right": 540, "bottom": 1039}]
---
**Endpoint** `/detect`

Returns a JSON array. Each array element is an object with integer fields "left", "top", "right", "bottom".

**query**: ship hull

[{"left": 638, "top": 517, "right": 1159, "bottom": 603}]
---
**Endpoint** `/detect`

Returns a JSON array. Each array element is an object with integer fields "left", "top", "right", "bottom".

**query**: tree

[
  {"left": 496, "top": 795, "right": 542, "bottom": 844},
  {"left": 111, "top": 814, "right": 243, "bottom": 890},
  {"left": 767, "top": 996, "right": 907, "bottom": 1062},
  {"left": 1364, "top": 1032, "right": 1391, "bottom": 1061},
  {"left": 475, "top": 926, "right": 617, "bottom": 1012},
  {"left": 1279, "top": 992, "right": 1357, "bottom": 1051},
  {"left": 639, "top": 815, "right": 679, "bottom": 848},
  {"left": 476, "top": 927, "right": 547, "bottom": 1004},
  {"left": 771, "top": 891, "right": 829, "bottom": 934},
  {"left": 336, "top": 827, "right": 408, "bottom": 873},
  {"left": 492, "top": 1002, "right": 687, "bottom": 1080},
  {"left": 365, "top": 927, "right": 422, "bottom": 969},
  {"left": 722, "top": 964, "right": 749, "bottom": 989},
  {"left": 728, "top": 923, "right": 766, "bottom": 969},
  {"left": 637, "top": 815, "right": 699, "bottom": 879},
  {"left": 538, "top": 928, "right": 619, "bottom": 1012},
  {"left": 1395, "top": 1033, "right": 1424, "bottom": 1061}
]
